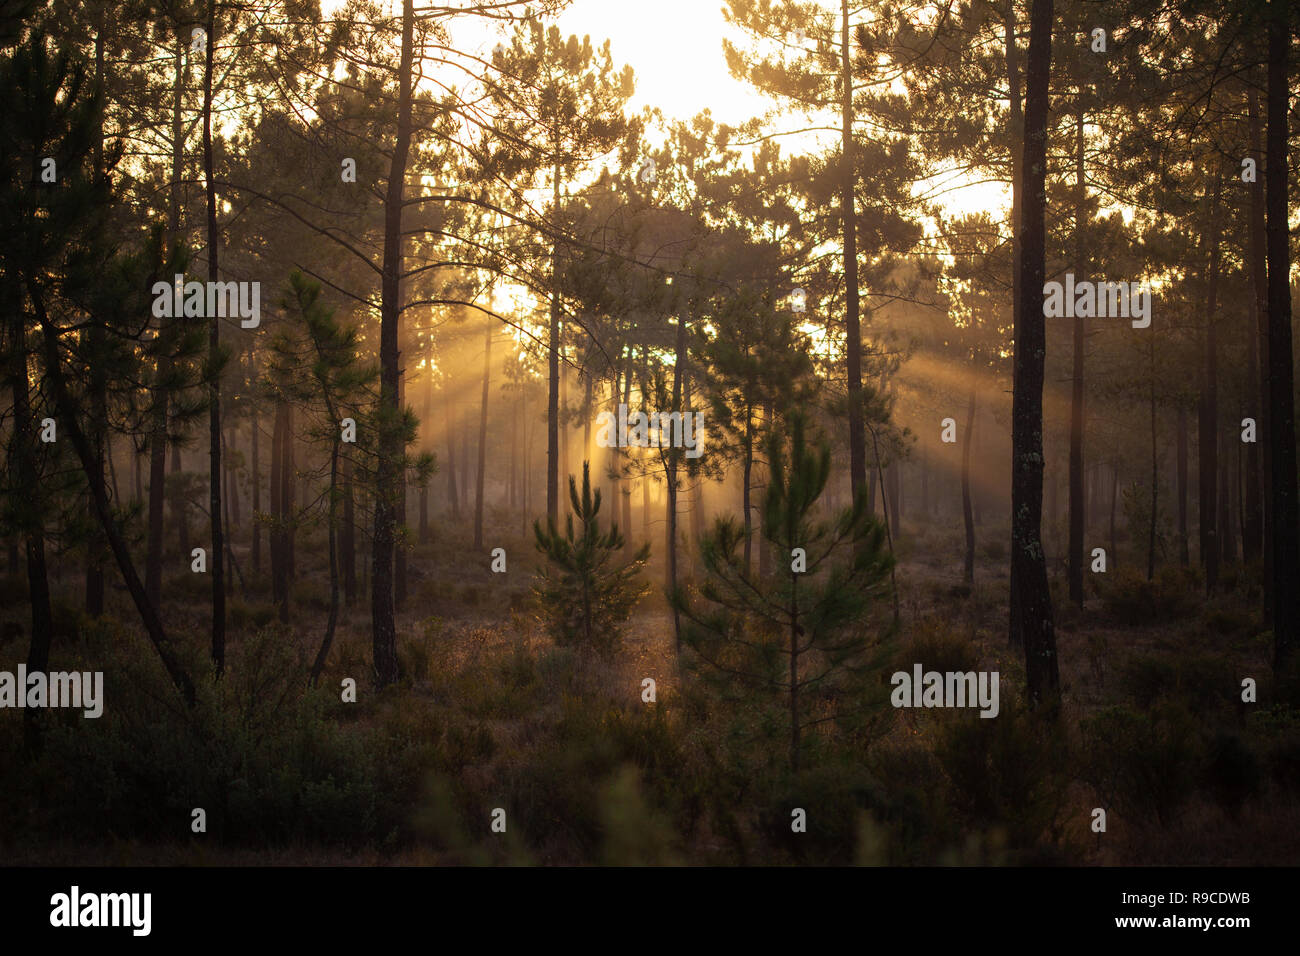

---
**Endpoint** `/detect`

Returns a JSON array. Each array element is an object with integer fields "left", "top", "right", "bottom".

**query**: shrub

[
  {"left": 1079, "top": 703, "right": 1204, "bottom": 825},
  {"left": 533, "top": 463, "right": 649, "bottom": 654}
]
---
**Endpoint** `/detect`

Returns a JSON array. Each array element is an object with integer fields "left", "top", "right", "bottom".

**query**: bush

[
  {"left": 1117, "top": 652, "right": 1235, "bottom": 714},
  {"left": 929, "top": 703, "right": 1069, "bottom": 860},
  {"left": 1079, "top": 703, "right": 1204, "bottom": 825},
  {"left": 533, "top": 463, "right": 649, "bottom": 654},
  {"left": 1099, "top": 565, "right": 1200, "bottom": 624},
  {"left": 0, "top": 623, "right": 439, "bottom": 850}
]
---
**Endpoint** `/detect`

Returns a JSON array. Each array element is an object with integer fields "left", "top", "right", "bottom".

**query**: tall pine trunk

[
  {"left": 840, "top": 0, "right": 866, "bottom": 499},
  {"left": 146, "top": 31, "right": 186, "bottom": 615},
  {"left": 341, "top": 453, "right": 356, "bottom": 605},
  {"left": 202, "top": 0, "right": 225, "bottom": 674},
  {"left": 1068, "top": 107, "right": 1086, "bottom": 607},
  {"left": 250, "top": 351, "right": 261, "bottom": 574},
  {"left": 666, "top": 313, "right": 686, "bottom": 651},
  {"left": 962, "top": 387, "right": 976, "bottom": 586},
  {"left": 371, "top": 0, "right": 413, "bottom": 688},
  {"left": 1248, "top": 88, "right": 1273, "bottom": 612},
  {"left": 1008, "top": 0, "right": 1059, "bottom": 710},
  {"left": 547, "top": 157, "right": 562, "bottom": 523},
  {"left": 444, "top": 388, "right": 459, "bottom": 516},
  {"left": 1265, "top": 1, "right": 1298, "bottom": 681},
  {"left": 1198, "top": 180, "right": 1222, "bottom": 593},
  {"left": 474, "top": 314, "right": 492, "bottom": 550},
  {"left": 1177, "top": 404, "right": 1189, "bottom": 565},
  {"left": 270, "top": 400, "right": 287, "bottom": 618},
  {"left": 10, "top": 305, "right": 53, "bottom": 749}
]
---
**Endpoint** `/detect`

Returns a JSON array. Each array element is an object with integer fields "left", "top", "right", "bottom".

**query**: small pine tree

[
  {"left": 673, "top": 411, "right": 896, "bottom": 772},
  {"left": 533, "top": 461, "right": 650, "bottom": 653}
]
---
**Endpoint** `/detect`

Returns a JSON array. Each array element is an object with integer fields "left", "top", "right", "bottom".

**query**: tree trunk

[
  {"left": 1219, "top": 450, "right": 1235, "bottom": 566},
  {"left": 1177, "top": 404, "right": 1189, "bottom": 565},
  {"left": 82, "top": 17, "right": 108, "bottom": 621},
  {"left": 1109, "top": 461, "right": 1118, "bottom": 569},
  {"left": 621, "top": 364, "right": 632, "bottom": 543},
  {"left": 1068, "top": 107, "right": 1086, "bottom": 607},
  {"left": 310, "top": 429, "right": 341, "bottom": 686},
  {"left": 10, "top": 307, "right": 53, "bottom": 749},
  {"left": 1248, "top": 88, "right": 1272, "bottom": 613},
  {"left": 888, "top": 458, "right": 901, "bottom": 536},
  {"left": 251, "top": 356, "right": 261, "bottom": 574},
  {"left": 474, "top": 314, "right": 492, "bottom": 550},
  {"left": 270, "top": 399, "right": 287, "bottom": 617},
  {"left": 147, "top": 27, "right": 185, "bottom": 614},
  {"left": 962, "top": 387, "right": 976, "bottom": 586},
  {"left": 547, "top": 156, "right": 562, "bottom": 524},
  {"left": 667, "top": 314, "right": 686, "bottom": 651},
  {"left": 509, "top": 393, "right": 518, "bottom": 512},
  {"left": 133, "top": 444, "right": 143, "bottom": 507},
  {"left": 1265, "top": 0, "right": 1299, "bottom": 680},
  {"left": 789, "top": 574, "right": 800, "bottom": 773},
  {"left": 1008, "top": 0, "right": 1059, "bottom": 710},
  {"left": 840, "top": 0, "right": 867, "bottom": 500},
  {"left": 284, "top": 412, "right": 295, "bottom": 584},
  {"left": 369, "top": 0, "right": 414, "bottom": 688},
  {"left": 395, "top": 343, "right": 407, "bottom": 609},
  {"left": 444, "top": 387, "right": 459, "bottom": 517},
  {"left": 342, "top": 452, "right": 356, "bottom": 605},
  {"left": 202, "top": 0, "right": 225, "bottom": 674},
  {"left": 1148, "top": 334, "right": 1158, "bottom": 581},
  {"left": 742, "top": 405, "right": 754, "bottom": 573},
  {"left": 1005, "top": 4, "right": 1022, "bottom": 345},
  {"left": 1198, "top": 180, "right": 1222, "bottom": 593}
]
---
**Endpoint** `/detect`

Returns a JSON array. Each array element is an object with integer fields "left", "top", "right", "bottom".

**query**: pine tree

[
  {"left": 270, "top": 271, "right": 377, "bottom": 684},
  {"left": 674, "top": 411, "right": 895, "bottom": 772},
  {"left": 533, "top": 461, "right": 649, "bottom": 654}
]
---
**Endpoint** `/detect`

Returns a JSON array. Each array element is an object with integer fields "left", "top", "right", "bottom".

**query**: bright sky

[
  {"left": 546, "top": 0, "right": 771, "bottom": 124},
  {"left": 323, "top": 0, "right": 1003, "bottom": 219}
]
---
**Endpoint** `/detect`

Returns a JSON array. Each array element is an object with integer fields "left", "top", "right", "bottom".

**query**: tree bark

[
  {"left": 1265, "top": 0, "right": 1298, "bottom": 680},
  {"left": 147, "top": 28, "right": 185, "bottom": 615},
  {"left": 962, "top": 387, "right": 976, "bottom": 586},
  {"left": 444, "top": 388, "right": 459, "bottom": 517},
  {"left": 9, "top": 305, "right": 53, "bottom": 748},
  {"left": 841, "top": 0, "right": 867, "bottom": 500},
  {"left": 1248, "top": 87, "right": 1272, "bottom": 604},
  {"left": 341, "top": 452, "right": 355, "bottom": 604},
  {"left": 1177, "top": 404, "right": 1189, "bottom": 565},
  {"left": 474, "top": 313, "right": 492, "bottom": 550},
  {"left": 547, "top": 156, "right": 562, "bottom": 524},
  {"left": 370, "top": 0, "right": 413, "bottom": 688},
  {"left": 1068, "top": 107, "right": 1086, "bottom": 607},
  {"left": 250, "top": 351, "right": 261, "bottom": 574},
  {"left": 1148, "top": 334, "right": 1158, "bottom": 581},
  {"left": 270, "top": 399, "right": 287, "bottom": 616},
  {"left": 202, "top": 0, "right": 225, "bottom": 675},
  {"left": 1198, "top": 180, "right": 1222, "bottom": 593},
  {"left": 1008, "top": 0, "right": 1059, "bottom": 710},
  {"left": 667, "top": 313, "right": 686, "bottom": 651}
]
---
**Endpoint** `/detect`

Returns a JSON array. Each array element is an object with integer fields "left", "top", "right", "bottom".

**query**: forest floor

[{"left": 1, "top": 507, "right": 1297, "bottom": 866}]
